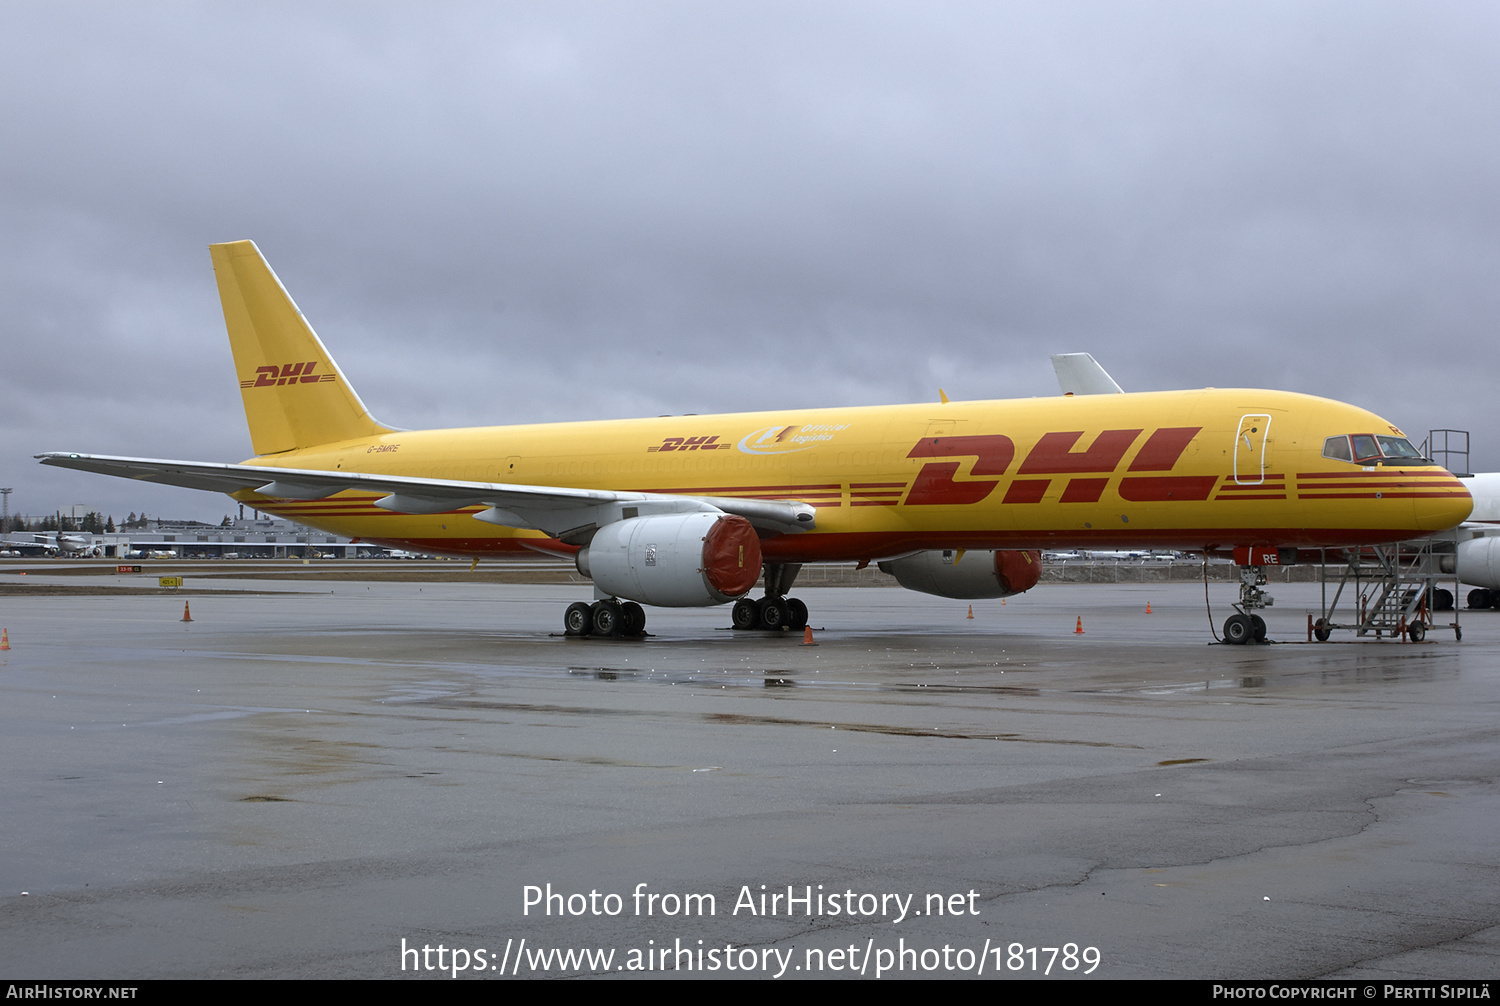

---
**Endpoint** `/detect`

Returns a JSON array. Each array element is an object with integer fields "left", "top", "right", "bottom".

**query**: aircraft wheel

[
  {"left": 1467, "top": 589, "right": 1493, "bottom": 610},
  {"left": 564, "top": 601, "right": 593, "bottom": 636},
  {"left": 786, "top": 597, "right": 809, "bottom": 631},
  {"left": 620, "top": 601, "right": 646, "bottom": 637},
  {"left": 1251, "top": 614, "right": 1267, "bottom": 643},
  {"left": 1313, "top": 618, "right": 1331, "bottom": 642},
  {"left": 758, "top": 595, "right": 787, "bottom": 631},
  {"left": 1223, "top": 614, "right": 1252, "bottom": 645},
  {"left": 1433, "top": 588, "right": 1453, "bottom": 612},
  {"left": 591, "top": 600, "right": 622, "bottom": 637},
  {"left": 1407, "top": 620, "right": 1426, "bottom": 643},
  {"left": 731, "top": 597, "right": 759, "bottom": 630}
]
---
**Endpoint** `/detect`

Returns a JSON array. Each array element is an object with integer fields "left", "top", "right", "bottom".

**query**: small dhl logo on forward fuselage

[
  {"left": 648, "top": 435, "right": 731, "bottom": 452},
  {"left": 240, "top": 362, "right": 337, "bottom": 388},
  {"left": 904, "top": 427, "right": 1210, "bottom": 506}
]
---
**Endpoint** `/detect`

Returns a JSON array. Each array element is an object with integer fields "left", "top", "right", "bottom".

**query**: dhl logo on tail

[{"left": 240, "top": 361, "right": 337, "bottom": 388}]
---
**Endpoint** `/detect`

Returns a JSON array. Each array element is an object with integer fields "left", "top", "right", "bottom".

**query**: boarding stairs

[{"left": 1313, "top": 540, "right": 1461, "bottom": 642}]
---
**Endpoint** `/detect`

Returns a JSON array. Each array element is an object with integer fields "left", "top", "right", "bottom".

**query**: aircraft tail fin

[
  {"left": 211, "top": 241, "right": 393, "bottom": 455},
  {"left": 1051, "top": 353, "right": 1124, "bottom": 396}
]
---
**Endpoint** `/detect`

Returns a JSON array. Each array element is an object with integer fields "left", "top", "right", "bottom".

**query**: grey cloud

[{"left": 3, "top": 2, "right": 1497, "bottom": 519}]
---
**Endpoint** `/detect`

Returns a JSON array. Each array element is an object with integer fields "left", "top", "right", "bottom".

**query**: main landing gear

[
  {"left": 559, "top": 562, "right": 813, "bottom": 638},
  {"left": 1221, "top": 565, "right": 1272, "bottom": 645},
  {"left": 563, "top": 599, "right": 647, "bottom": 638},
  {"left": 731, "top": 562, "right": 810, "bottom": 632},
  {"left": 730, "top": 594, "right": 809, "bottom": 631}
]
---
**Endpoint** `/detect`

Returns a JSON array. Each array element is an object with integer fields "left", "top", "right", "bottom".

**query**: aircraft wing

[{"left": 35, "top": 453, "right": 817, "bottom": 541}]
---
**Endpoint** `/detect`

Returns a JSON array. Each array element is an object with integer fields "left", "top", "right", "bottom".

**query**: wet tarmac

[{"left": 1, "top": 579, "right": 1497, "bottom": 979}]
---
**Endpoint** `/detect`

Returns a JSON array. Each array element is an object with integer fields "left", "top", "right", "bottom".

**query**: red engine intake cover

[
  {"left": 996, "top": 549, "right": 1042, "bottom": 593},
  {"left": 701, "top": 515, "right": 762, "bottom": 598}
]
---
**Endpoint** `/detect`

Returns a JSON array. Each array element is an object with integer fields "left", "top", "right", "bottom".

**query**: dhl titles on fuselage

[{"left": 237, "top": 387, "right": 1471, "bottom": 561}]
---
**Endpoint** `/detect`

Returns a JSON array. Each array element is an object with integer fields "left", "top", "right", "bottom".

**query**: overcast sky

[{"left": 3, "top": 1, "right": 1496, "bottom": 523}]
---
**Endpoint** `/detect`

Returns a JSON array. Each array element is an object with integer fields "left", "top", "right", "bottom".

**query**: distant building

[{"left": 0, "top": 514, "right": 388, "bottom": 559}]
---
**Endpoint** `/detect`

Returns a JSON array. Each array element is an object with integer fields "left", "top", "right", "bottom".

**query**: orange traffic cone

[
  {"left": 1146, "top": 601, "right": 1152, "bottom": 614},
  {"left": 1, "top": 628, "right": 9, "bottom": 650},
  {"left": 801, "top": 626, "right": 817, "bottom": 646},
  {"left": 966, "top": 605, "right": 974, "bottom": 619},
  {"left": 1074, "top": 616, "right": 1084, "bottom": 634},
  {"left": 181, "top": 602, "right": 193, "bottom": 622}
]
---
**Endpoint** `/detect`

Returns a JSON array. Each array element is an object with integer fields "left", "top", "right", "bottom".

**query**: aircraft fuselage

[{"left": 234, "top": 388, "right": 1471, "bottom": 561}]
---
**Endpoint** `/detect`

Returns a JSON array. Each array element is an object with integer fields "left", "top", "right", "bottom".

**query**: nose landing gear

[
  {"left": 1223, "top": 611, "right": 1268, "bottom": 645},
  {"left": 1221, "top": 564, "right": 1273, "bottom": 645}
]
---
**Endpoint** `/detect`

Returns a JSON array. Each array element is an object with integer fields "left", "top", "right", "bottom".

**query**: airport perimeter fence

[
  {"left": 1037, "top": 561, "right": 1318, "bottom": 584},
  {"left": 795, "top": 560, "right": 1310, "bottom": 587}
]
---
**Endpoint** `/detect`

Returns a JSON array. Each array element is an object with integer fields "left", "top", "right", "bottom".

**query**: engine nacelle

[
  {"left": 575, "top": 512, "right": 762, "bottom": 607},
  {"left": 1456, "top": 535, "right": 1500, "bottom": 590},
  {"left": 878, "top": 549, "right": 1042, "bottom": 599}
]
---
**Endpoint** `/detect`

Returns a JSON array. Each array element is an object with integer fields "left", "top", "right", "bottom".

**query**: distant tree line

[
  {"left": 2, "top": 512, "right": 119, "bottom": 534},
  {"left": 0, "top": 510, "right": 229, "bottom": 535}
]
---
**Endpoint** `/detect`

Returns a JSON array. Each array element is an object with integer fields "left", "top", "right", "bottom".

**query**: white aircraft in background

[
  {"left": 0, "top": 532, "right": 102, "bottom": 557},
  {"left": 1445, "top": 472, "right": 1500, "bottom": 608}
]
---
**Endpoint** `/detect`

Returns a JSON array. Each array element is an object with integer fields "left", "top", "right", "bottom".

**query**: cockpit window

[
  {"left": 1350, "top": 435, "right": 1381, "bottom": 462},
  {"left": 1377, "top": 436, "right": 1423, "bottom": 459},
  {"left": 1322, "top": 433, "right": 1431, "bottom": 465},
  {"left": 1322, "top": 436, "right": 1352, "bottom": 462}
]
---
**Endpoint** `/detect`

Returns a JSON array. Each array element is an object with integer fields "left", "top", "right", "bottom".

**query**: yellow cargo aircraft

[{"left": 39, "top": 242, "right": 1472, "bottom": 643}]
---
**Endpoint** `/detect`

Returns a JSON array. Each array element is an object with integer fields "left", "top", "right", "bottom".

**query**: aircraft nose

[{"left": 1413, "top": 472, "right": 1473, "bottom": 532}]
